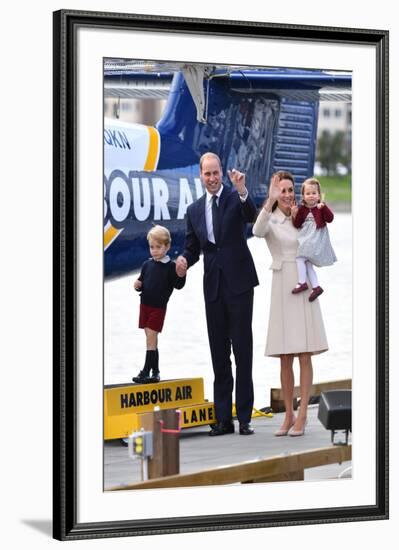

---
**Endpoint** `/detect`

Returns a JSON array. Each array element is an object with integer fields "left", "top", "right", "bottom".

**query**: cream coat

[{"left": 253, "top": 207, "right": 328, "bottom": 357}]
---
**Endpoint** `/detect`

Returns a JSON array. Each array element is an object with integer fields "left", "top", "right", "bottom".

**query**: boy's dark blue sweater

[{"left": 137, "top": 258, "right": 185, "bottom": 308}]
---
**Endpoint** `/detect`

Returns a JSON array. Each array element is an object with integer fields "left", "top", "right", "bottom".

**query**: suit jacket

[{"left": 183, "top": 186, "right": 259, "bottom": 302}]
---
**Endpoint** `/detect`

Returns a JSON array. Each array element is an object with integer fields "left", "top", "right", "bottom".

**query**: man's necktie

[{"left": 212, "top": 194, "right": 220, "bottom": 244}]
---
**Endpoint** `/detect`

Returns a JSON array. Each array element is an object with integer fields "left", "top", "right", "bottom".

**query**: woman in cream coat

[{"left": 253, "top": 171, "right": 328, "bottom": 436}]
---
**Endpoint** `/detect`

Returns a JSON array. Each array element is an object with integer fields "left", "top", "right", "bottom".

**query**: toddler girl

[{"left": 291, "top": 178, "right": 337, "bottom": 302}]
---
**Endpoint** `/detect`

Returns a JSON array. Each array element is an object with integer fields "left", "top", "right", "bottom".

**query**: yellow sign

[
  {"left": 104, "top": 378, "right": 207, "bottom": 440},
  {"left": 180, "top": 403, "right": 216, "bottom": 428}
]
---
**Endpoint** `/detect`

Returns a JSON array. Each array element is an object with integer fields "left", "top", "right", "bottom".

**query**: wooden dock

[
  {"left": 270, "top": 378, "right": 352, "bottom": 412},
  {"left": 104, "top": 404, "right": 352, "bottom": 490}
]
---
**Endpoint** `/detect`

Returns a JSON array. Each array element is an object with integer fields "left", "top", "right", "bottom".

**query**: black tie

[{"left": 212, "top": 194, "right": 220, "bottom": 244}]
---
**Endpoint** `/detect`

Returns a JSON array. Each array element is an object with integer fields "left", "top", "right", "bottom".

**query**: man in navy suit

[{"left": 176, "top": 153, "right": 259, "bottom": 436}]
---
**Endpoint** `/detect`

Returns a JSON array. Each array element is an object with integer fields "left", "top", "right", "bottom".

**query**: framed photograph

[{"left": 53, "top": 9, "right": 389, "bottom": 540}]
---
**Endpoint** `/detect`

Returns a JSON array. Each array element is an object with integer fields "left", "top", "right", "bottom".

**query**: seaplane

[{"left": 104, "top": 60, "right": 351, "bottom": 280}]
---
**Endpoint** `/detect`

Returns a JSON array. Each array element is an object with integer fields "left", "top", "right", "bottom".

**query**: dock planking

[
  {"left": 104, "top": 405, "right": 352, "bottom": 490},
  {"left": 110, "top": 445, "right": 351, "bottom": 490}
]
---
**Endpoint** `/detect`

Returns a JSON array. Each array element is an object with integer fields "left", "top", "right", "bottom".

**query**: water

[{"left": 105, "top": 212, "right": 352, "bottom": 408}]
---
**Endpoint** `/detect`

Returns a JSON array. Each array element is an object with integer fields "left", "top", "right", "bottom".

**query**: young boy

[{"left": 132, "top": 225, "right": 186, "bottom": 383}]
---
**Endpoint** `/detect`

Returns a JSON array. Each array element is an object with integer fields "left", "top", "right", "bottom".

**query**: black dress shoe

[
  {"left": 239, "top": 423, "right": 254, "bottom": 435},
  {"left": 132, "top": 369, "right": 152, "bottom": 383},
  {"left": 209, "top": 421, "right": 235, "bottom": 436}
]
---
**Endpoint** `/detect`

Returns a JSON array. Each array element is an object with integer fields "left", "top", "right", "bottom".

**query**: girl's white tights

[{"left": 296, "top": 257, "right": 319, "bottom": 288}]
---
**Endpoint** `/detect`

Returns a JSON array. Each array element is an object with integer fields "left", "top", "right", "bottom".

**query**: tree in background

[{"left": 317, "top": 130, "right": 351, "bottom": 175}]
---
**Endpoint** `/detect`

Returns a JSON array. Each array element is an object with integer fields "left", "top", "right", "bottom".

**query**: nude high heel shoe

[
  {"left": 288, "top": 419, "right": 308, "bottom": 437},
  {"left": 274, "top": 418, "right": 296, "bottom": 437}
]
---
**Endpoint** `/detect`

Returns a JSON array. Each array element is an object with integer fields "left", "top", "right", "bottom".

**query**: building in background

[
  {"left": 316, "top": 100, "right": 352, "bottom": 175},
  {"left": 317, "top": 100, "right": 352, "bottom": 134}
]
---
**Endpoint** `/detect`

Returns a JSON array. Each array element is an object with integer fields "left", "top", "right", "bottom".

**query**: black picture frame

[{"left": 53, "top": 9, "right": 389, "bottom": 541}]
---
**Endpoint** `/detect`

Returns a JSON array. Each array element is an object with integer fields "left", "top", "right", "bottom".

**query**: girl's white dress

[
  {"left": 253, "top": 207, "right": 328, "bottom": 357},
  {"left": 297, "top": 211, "right": 337, "bottom": 267}
]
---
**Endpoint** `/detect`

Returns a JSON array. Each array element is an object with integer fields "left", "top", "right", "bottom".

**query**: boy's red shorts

[{"left": 139, "top": 304, "right": 166, "bottom": 332}]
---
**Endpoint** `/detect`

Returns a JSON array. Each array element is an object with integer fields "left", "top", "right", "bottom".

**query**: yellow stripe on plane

[
  {"left": 144, "top": 126, "right": 160, "bottom": 171},
  {"left": 104, "top": 223, "right": 123, "bottom": 250},
  {"left": 104, "top": 126, "right": 159, "bottom": 251}
]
